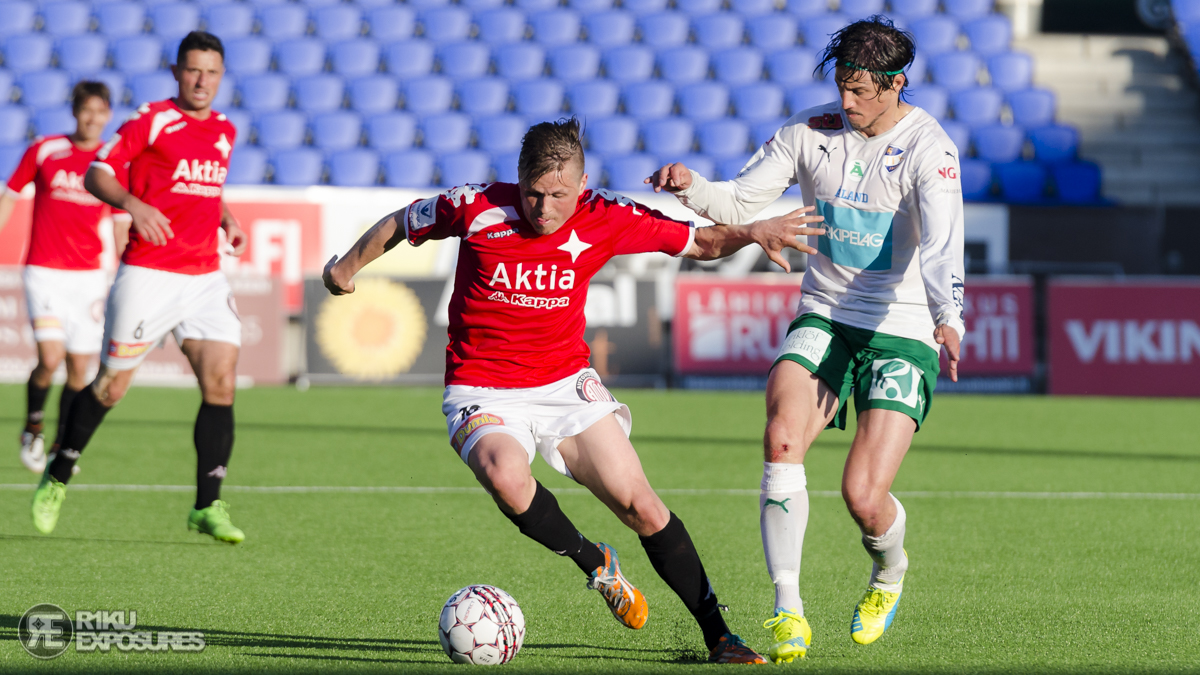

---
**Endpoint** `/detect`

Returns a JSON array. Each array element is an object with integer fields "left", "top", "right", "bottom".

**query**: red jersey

[
  {"left": 405, "top": 182, "right": 695, "bottom": 388},
  {"left": 93, "top": 99, "right": 236, "bottom": 275},
  {"left": 6, "top": 135, "right": 112, "bottom": 270}
]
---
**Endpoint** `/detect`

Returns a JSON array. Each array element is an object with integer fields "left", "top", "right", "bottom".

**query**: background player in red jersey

[
  {"left": 30, "top": 32, "right": 249, "bottom": 544},
  {"left": 323, "top": 119, "right": 826, "bottom": 663},
  {"left": 0, "top": 81, "right": 130, "bottom": 474}
]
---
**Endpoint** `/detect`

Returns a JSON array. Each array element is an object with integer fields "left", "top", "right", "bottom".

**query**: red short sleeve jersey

[
  {"left": 93, "top": 99, "right": 236, "bottom": 275},
  {"left": 404, "top": 182, "right": 695, "bottom": 387},
  {"left": 5, "top": 135, "right": 114, "bottom": 270}
]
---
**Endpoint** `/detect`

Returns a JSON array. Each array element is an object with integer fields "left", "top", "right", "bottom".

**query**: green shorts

[{"left": 773, "top": 314, "right": 940, "bottom": 431}]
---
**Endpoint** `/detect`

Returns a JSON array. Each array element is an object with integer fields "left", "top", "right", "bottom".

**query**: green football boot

[
  {"left": 187, "top": 500, "right": 245, "bottom": 544},
  {"left": 31, "top": 469, "right": 66, "bottom": 534}
]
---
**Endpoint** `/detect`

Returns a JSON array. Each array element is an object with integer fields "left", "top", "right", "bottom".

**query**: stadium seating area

[{"left": 0, "top": 0, "right": 1100, "bottom": 202}]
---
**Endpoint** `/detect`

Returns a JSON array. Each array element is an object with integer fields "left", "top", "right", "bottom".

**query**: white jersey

[{"left": 676, "top": 102, "right": 966, "bottom": 350}]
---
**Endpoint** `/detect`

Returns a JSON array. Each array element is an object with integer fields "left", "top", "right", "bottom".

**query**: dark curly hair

[{"left": 817, "top": 15, "right": 917, "bottom": 96}]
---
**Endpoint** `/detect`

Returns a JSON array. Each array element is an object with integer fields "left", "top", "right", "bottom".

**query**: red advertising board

[
  {"left": 940, "top": 277, "right": 1035, "bottom": 376},
  {"left": 674, "top": 275, "right": 804, "bottom": 375},
  {"left": 1048, "top": 279, "right": 1200, "bottom": 396}
]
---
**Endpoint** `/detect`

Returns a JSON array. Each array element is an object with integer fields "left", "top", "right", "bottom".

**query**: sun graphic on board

[{"left": 315, "top": 278, "right": 427, "bottom": 379}]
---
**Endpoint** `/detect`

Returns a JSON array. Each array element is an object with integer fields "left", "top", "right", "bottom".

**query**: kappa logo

[
  {"left": 575, "top": 372, "right": 615, "bottom": 403},
  {"left": 867, "top": 359, "right": 925, "bottom": 410},
  {"left": 451, "top": 413, "right": 504, "bottom": 453},
  {"left": 486, "top": 228, "right": 515, "bottom": 240},
  {"left": 807, "top": 113, "right": 844, "bottom": 130}
]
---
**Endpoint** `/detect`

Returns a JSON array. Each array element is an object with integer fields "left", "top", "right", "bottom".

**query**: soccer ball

[{"left": 438, "top": 585, "right": 525, "bottom": 665}]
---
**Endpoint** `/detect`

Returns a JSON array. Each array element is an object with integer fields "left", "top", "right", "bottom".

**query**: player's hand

[
  {"left": 224, "top": 221, "right": 248, "bottom": 257},
  {"left": 128, "top": 201, "right": 173, "bottom": 246},
  {"left": 752, "top": 206, "right": 826, "bottom": 273},
  {"left": 935, "top": 324, "right": 961, "bottom": 382},
  {"left": 323, "top": 255, "right": 355, "bottom": 296},
  {"left": 644, "top": 163, "right": 693, "bottom": 193}
]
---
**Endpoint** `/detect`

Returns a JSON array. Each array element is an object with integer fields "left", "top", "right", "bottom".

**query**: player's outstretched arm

[
  {"left": 684, "top": 207, "right": 825, "bottom": 273},
  {"left": 323, "top": 210, "right": 405, "bottom": 295},
  {"left": 85, "top": 166, "right": 173, "bottom": 246},
  {"left": 0, "top": 192, "right": 16, "bottom": 233}
]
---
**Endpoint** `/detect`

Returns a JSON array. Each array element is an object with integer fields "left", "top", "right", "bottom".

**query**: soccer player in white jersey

[
  {"left": 324, "top": 118, "right": 826, "bottom": 663},
  {"left": 31, "top": 32, "right": 249, "bottom": 544},
  {"left": 648, "top": 16, "right": 966, "bottom": 661}
]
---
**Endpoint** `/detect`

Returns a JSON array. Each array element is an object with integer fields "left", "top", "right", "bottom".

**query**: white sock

[
  {"left": 861, "top": 493, "right": 908, "bottom": 593},
  {"left": 760, "top": 462, "right": 809, "bottom": 616}
]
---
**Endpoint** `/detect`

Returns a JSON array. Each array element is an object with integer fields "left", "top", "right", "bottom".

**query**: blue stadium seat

[
  {"left": 716, "top": 154, "right": 752, "bottom": 181},
  {"left": 410, "top": 0, "right": 458, "bottom": 8},
  {"left": 96, "top": 2, "right": 146, "bottom": 38},
  {"left": 679, "top": 82, "right": 730, "bottom": 121},
  {"left": 585, "top": 11, "right": 635, "bottom": 47},
  {"left": 213, "top": 73, "right": 235, "bottom": 110},
  {"left": 328, "top": 149, "right": 380, "bottom": 186},
  {"left": 58, "top": 36, "right": 109, "bottom": 73},
  {"left": 622, "top": 81, "right": 674, "bottom": 119},
  {"left": 350, "top": 74, "right": 399, "bottom": 115},
  {"left": 224, "top": 37, "right": 272, "bottom": 76},
  {"left": 973, "top": 124, "right": 1024, "bottom": 163},
  {"left": 366, "top": 112, "right": 417, "bottom": 152},
  {"left": 840, "top": 0, "right": 885, "bottom": 18},
  {"left": 657, "top": 47, "right": 710, "bottom": 85},
  {"left": 1008, "top": 88, "right": 1056, "bottom": 128},
  {"left": 330, "top": 39, "right": 380, "bottom": 77},
  {"left": 530, "top": 9, "right": 582, "bottom": 45},
  {"left": 276, "top": 38, "right": 327, "bottom": 77},
  {"left": 113, "top": 36, "right": 163, "bottom": 74},
  {"left": 605, "top": 153, "right": 656, "bottom": 191},
  {"left": 784, "top": 0, "right": 830, "bottom": 17},
  {"left": 550, "top": 44, "right": 601, "bottom": 82},
  {"left": 0, "top": 72, "right": 13, "bottom": 105},
  {"left": 461, "top": 0, "right": 506, "bottom": 7},
  {"left": 367, "top": 6, "right": 417, "bottom": 42},
  {"left": 637, "top": 12, "right": 689, "bottom": 49},
  {"left": 1175, "top": 0, "right": 1200, "bottom": 23},
  {"left": 129, "top": 72, "right": 176, "bottom": 105},
  {"left": 994, "top": 160, "right": 1047, "bottom": 202},
  {"left": 907, "top": 52, "right": 928, "bottom": 85},
  {"left": 964, "top": 15, "right": 1011, "bottom": 55},
  {"left": 713, "top": 47, "right": 765, "bottom": 85},
  {"left": 751, "top": 117, "right": 784, "bottom": 146},
  {"left": 458, "top": 77, "right": 510, "bottom": 116},
  {"left": 802, "top": 14, "right": 850, "bottom": 48},
  {"left": 6, "top": 35, "right": 54, "bottom": 73},
  {"left": 571, "top": 0, "right": 614, "bottom": 11},
  {"left": 494, "top": 43, "right": 545, "bottom": 80},
  {"left": 673, "top": 153, "right": 715, "bottom": 180},
  {"left": 33, "top": 106, "right": 74, "bottom": 136},
  {"left": 384, "top": 40, "right": 435, "bottom": 79},
  {"left": 515, "top": 0, "right": 559, "bottom": 11},
  {"left": 0, "top": 142, "right": 24, "bottom": 178},
  {"left": 0, "top": 107, "right": 29, "bottom": 146},
  {"left": 731, "top": 0, "right": 779, "bottom": 16},
  {"left": 733, "top": 82, "right": 785, "bottom": 121},
  {"left": 959, "top": 158, "right": 992, "bottom": 200},
  {"left": 787, "top": 82, "right": 839, "bottom": 114},
  {"left": 385, "top": 149, "right": 436, "bottom": 187},
  {"left": 586, "top": 116, "right": 638, "bottom": 154},
  {"left": 404, "top": 76, "right": 455, "bottom": 116},
  {"left": 438, "top": 150, "right": 491, "bottom": 187},
  {"left": 492, "top": 150, "right": 521, "bottom": 182},
  {"left": 1029, "top": 124, "right": 1079, "bottom": 163},
  {"left": 941, "top": 120, "right": 970, "bottom": 156},
  {"left": 0, "top": 1, "right": 37, "bottom": 39},
  {"left": 272, "top": 148, "right": 324, "bottom": 185},
  {"left": 204, "top": 4, "right": 254, "bottom": 39},
  {"left": 512, "top": 79, "right": 564, "bottom": 118},
  {"left": 259, "top": 5, "right": 309, "bottom": 40},
  {"left": 642, "top": 117, "right": 693, "bottom": 157},
  {"left": 1051, "top": 161, "right": 1101, "bottom": 203},
  {"left": 239, "top": 74, "right": 290, "bottom": 112},
  {"left": 988, "top": 52, "right": 1032, "bottom": 92},
  {"left": 41, "top": 1, "right": 90, "bottom": 37},
  {"left": 944, "top": 0, "right": 992, "bottom": 21},
  {"left": 151, "top": 3, "right": 200, "bottom": 39},
  {"left": 475, "top": 114, "right": 525, "bottom": 153},
  {"left": 221, "top": 110, "right": 251, "bottom": 141},
  {"left": 909, "top": 16, "right": 960, "bottom": 56},
  {"left": 766, "top": 48, "right": 818, "bottom": 87},
  {"left": 19, "top": 70, "right": 70, "bottom": 109},
  {"left": 475, "top": 8, "right": 527, "bottom": 44},
  {"left": 255, "top": 110, "right": 307, "bottom": 150},
  {"left": 698, "top": 119, "right": 751, "bottom": 158},
  {"left": 568, "top": 80, "right": 619, "bottom": 117},
  {"left": 438, "top": 41, "right": 491, "bottom": 79},
  {"left": 294, "top": 74, "right": 344, "bottom": 113},
  {"left": 677, "top": 0, "right": 721, "bottom": 12},
  {"left": 693, "top": 13, "right": 746, "bottom": 50},
  {"left": 890, "top": 0, "right": 939, "bottom": 18},
  {"left": 622, "top": 0, "right": 669, "bottom": 13},
  {"left": 602, "top": 45, "right": 653, "bottom": 82},
  {"left": 747, "top": 14, "right": 798, "bottom": 52},
  {"left": 226, "top": 146, "right": 267, "bottom": 184},
  {"left": 314, "top": 5, "right": 362, "bottom": 41},
  {"left": 931, "top": 51, "right": 980, "bottom": 90},
  {"left": 950, "top": 86, "right": 1002, "bottom": 127},
  {"left": 302, "top": 0, "right": 343, "bottom": 8}
]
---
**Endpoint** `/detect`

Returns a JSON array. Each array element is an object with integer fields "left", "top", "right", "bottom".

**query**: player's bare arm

[
  {"left": 84, "top": 166, "right": 174, "bottom": 246},
  {"left": 112, "top": 213, "right": 132, "bottom": 257},
  {"left": 323, "top": 210, "right": 405, "bottom": 295},
  {"left": 0, "top": 191, "right": 16, "bottom": 232},
  {"left": 220, "top": 200, "right": 246, "bottom": 256},
  {"left": 686, "top": 207, "right": 826, "bottom": 273}
]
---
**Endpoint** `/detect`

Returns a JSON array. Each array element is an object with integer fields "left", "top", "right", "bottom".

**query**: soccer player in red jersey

[
  {"left": 324, "top": 119, "right": 826, "bottom": 663},
  {"left": 31, "top": 32, "right": 249, "bottom": 544},
  {"left": 0, "top": 81, "right": 130, "bottom": 474}
]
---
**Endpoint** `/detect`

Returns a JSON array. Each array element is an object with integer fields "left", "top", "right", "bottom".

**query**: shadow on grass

[{"left": 0, "top": 533, "right": 211, "bottom": 546}]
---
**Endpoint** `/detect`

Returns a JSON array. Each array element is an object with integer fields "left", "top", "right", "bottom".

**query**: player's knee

[
  {"left": 763, "top": 417, "right": 807, "bottom": 462},
  {"left": 200, "top": 370, "right": 237, "bottom": 405},
  {"left": 37, "top": 352, "right": 64, "bottom": 376},
  {"left": 483, "top": 464, "right": 533, "bottom": 509},
  {"left": 618, "top": 489, "right": 669, "bottom": 535},
  {"left": 93, "top": 374, "right": 130, "bottom": 406},
  {"left": 842, "top": 484, "right": 886, "bottom": 526}
]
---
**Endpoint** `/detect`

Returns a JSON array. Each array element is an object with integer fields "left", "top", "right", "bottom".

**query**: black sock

[
  {"left": 26, "top": 376, "right": 50, "bottom": 429},
  {"left": 639, "top": 512, "right": 729, "bottom": 651},
  {"left": 504, "top": 481, "right": 606, "bottom": 575},
  {"left": 54, "top": 386, "right": 81, "bottom": 446},
  {"left": 194, "top": 403, "right": 234, "bottom": 510},
  {"left": 49, "top": 387, "right": 111, "bottom": 484}
]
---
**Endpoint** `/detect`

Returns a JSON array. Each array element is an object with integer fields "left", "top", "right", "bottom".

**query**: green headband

[{"left": 842, "top": 61, "right": 906, "bottom": 76}]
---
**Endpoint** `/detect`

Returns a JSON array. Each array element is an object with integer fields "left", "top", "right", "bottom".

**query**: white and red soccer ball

[{"left": 438, "top": 585, "right": 525, "bottom": 665}]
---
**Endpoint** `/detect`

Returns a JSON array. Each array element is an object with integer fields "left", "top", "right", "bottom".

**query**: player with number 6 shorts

[
  {"left": 649, "top": 17, "right": 966, "bottom": 661},
  {"left": 324, "top": 117, "right": 828, "bottom": 663}
]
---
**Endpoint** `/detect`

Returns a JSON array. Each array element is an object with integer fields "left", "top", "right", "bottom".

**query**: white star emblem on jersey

[
  {"left": 557, "top": 230, "right": 592, "bottom": 263},
  {"left": 213, "top": 133, "right": 231, "bottom": 160}
]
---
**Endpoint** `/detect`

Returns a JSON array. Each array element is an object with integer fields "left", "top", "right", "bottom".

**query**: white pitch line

[{"left": 0, "top": 484, "right": 1198, "bottom": 500}]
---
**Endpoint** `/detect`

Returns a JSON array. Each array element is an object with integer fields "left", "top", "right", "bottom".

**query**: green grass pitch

[{"left": 0, "top": 383, "right": 1197, "bottom": 674}]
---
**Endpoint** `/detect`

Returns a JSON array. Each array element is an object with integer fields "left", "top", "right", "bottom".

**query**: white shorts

[
  {"left": 442, "top": 368, "right": 632, "bottom": 480},
  {"left": 101, "top": 264, "right": 241, "bottom": 371},
  {"left": 23, "top": 265, "right": 108, "bottom": 354}
]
